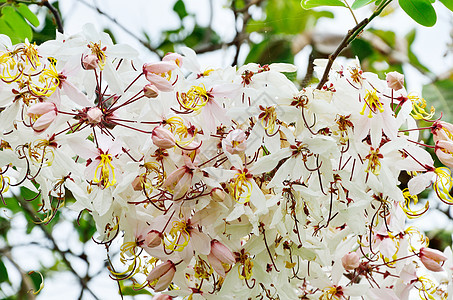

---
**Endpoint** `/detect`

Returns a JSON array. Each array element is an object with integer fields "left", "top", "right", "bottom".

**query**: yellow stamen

[
  {"left": 88, "top": 42, "right": 106, "bottom": 70},
  {"left": 360, "top": 89, "right": 384, "bottom": 118},
  {"left": 178, "top": 84, "right": 210, "bottom": 113},
  {"left": 230, "top": 170, "right": 252, "bottom": 204},
  {"left": 433, "top": 167, "right": 453, "bottom": 204},
  {"left": 409, "top": 93, "right": 435, "bottom": 120},
  {"left": 365, "top": 147, "right": 383, "bottom": 175},
  {"left": 163, "top": 219, "right": 190, "bottom": 252},
  {"left": 401, "top": 188, "right": 429, "bottom": 218},
  {"left": 93, "top": 153, "right": 117, "bottom": 188}
]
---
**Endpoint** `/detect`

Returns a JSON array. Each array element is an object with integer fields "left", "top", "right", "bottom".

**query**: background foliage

[{"left": 0, "top": 0, "right": 452, "bottom": 299}]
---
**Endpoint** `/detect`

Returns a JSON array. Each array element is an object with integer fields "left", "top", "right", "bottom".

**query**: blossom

[
  {"left": 419, "top": 247, "right": 448, "bottom": 272},
  {"left": 147, "top": 260, "right": 176, "bottom": 292}
]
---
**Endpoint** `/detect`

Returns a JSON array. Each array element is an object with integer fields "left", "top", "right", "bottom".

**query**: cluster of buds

[{"left": 0, "top": 25, "right": 453, "bottom": 299}]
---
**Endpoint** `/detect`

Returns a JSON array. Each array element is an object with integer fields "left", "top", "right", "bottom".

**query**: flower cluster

[{"left": 1, "top": 25, "right": 453, "bottom": 299}]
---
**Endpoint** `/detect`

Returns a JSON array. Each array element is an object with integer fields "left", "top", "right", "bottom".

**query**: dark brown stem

[
  {"left": 77, "top": 0, "right": 162, "bottom": 58},
  {"left": 41, "top": 0, "right": 64, "bottom": 33},
  {"left": 315, "top": 18, "right": 368, "bottom": 90},
  {"left": 316, "top": 0, "right": 393, "bottom": 90}
]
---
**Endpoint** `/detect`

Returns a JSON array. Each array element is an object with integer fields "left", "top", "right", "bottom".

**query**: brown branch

[
  {"left": 315, "top": 18, "right": 368, "bottom": 90},
  {"left": 76, "top": 0, "right": 162, "bottom": 58},
  {"left": 315, "top": 0, "right": 393, "bottom": 90},
  {"left": 40, "top": 0, "right": 63, "bottom": 33},
  {"left": 12, "top": 193, "right": 100, "bottom": 300}
]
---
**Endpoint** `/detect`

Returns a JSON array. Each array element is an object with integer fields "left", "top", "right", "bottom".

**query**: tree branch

[
  {"left": 40, "top": 0, "right": 64, "bottom": 33},
  {"left": 316, "top": 0, "right": 393, "bottom": 89},
  {"left": 12, "top": 193, "right": 99, "bottom": 300},
  {"left": 77, "top": 0, "right": 162, "bottom": 58}
]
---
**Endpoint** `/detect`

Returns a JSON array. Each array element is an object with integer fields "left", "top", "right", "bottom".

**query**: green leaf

[
  {"left": 422, "top": 79, "right": 453, "bottom": 122},
  {"left": 120, "top": 286, "right": 153, "bottom": 296},
  {"left": 1, "top": 6, "right": 33, "bottom": 41},
  {"left": 16, "top": 3, "right": 40, "bottom": 27},
  {"left": 173, "top": 0, "right": 188, "bottom": 20},
  {"left": 351, "top": 0, "right": 375, "bottom": 9},
  {"left": 0, "top": 259, "right": 9, "bottom": 283},
  {"left": 440, "top": 0, "right": 453, "bottom": 11},
  {"left": 301, "top": 0, "right": 346, "bottom": 9},
  {"left": 398, "top": 0, "right": 436, "bottom": 27},
  {"left": 350, "top": 38, "right": 374, "bottom": 61}
]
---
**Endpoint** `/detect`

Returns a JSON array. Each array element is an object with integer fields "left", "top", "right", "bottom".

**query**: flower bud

[
  {"left": 152, "top": 295, "right": 172, "bottom": 300},
  {"left": 131, "top": 175, "right": 143, "bottom": 191},
  {"left": 433, "top": 120, "right": 453, "bottom": 143},
  {"left": 27, "top": 102, "right": 57, "bottom": 132},
  {"left": 211, "top": 188, "right": 225, "bottom": 202},
  {"left": 163, "top": 52, "right": 183, "bottom": 67},
  {"left": 222, "top": 129, "right": 247, "bottom": 154},
  {"left": 419, "top": 247, "right": 447, "bottom": 272},
  {"left": 145, "top": 230, "right": 162, "bottom": 248},
  {"left": 435, "top": 140, "right": 453, "bottom": 168},
  {"left": 386, "top": 71, "right": 404, "bottom": 90},
  {"left": 152, "top": 127, "right": 176, "bottom": 149},
  {"left": 146, "top": 260, "right": 176, "bottom": 292},
  {"left": 207, "top": 240, "right": 235, "bottom": 277},
  {"left": 144, "top": 84, "right": 159, "bottom": 98},
  {"left": 86, "top": 107, "right": 103, "bottom": 124},
  {"left": 341, "top": 252, "right": 360, "bottom": 270},
  {"left": 82, "top": 54, "right": 99, "bottom": 70}
]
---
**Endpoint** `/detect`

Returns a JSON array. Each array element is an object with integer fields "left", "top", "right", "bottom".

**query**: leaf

[
  {"left": 0, "top": 259, "right": 9, "bottom": 283},
  {"left": 398, "top": 0, "right": 436, "bottom": 27},
  {"left": 422, "top": 79, "right": 453, "bottom": 122},
  {"left": 173, "top": 0, "right": 188, "bottom": 20},
  {"left": 1, "top": 6, "right": 33, "bottom": 41},
  {"left": 301, "top": 0, "right": 346, "bottom": 9},
  {"left": 16, "top": 3, "right": 40, "bottom": 27},
  {"left": 439, "top": 0, "right": 453, "bottom": 11},
  {"left": 351, "top": 0, "right": 375, "bottom": 9}
]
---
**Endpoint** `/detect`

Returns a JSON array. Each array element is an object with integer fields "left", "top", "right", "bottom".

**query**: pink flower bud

[
  {"left": 146, "top": 260, "right": 176, "bottom": 292},
  {"left": 131, "top": 175, "right": 143, "bottom": 191},
  {"left": 163, "top": 52, "right": 183, "bottom": 67},
  {"left": 386, "top": 71, "right": 404, "bottom": 90},
  {"left": 341, "top": 252, "right": 360, "bottom": 270},
  {"left": 86, "top": 107, "right": 103, "bottom": 124},
  {"left": 145, "top": 230, "right": 162, "bottom": 248},
  {"left": 419, "top": 247, "right": 447, "bottom": 272},
  {"left": 27, "top": 102, "right": 57, "bottom": 132},
  {"left": 152, "top": 295, "right": 172, "bottom": 300},
  {"left": 222, "top": 129, "right": 247, "bottom": 154},
  {"left": 211, "top": 188, "right": 225, "bottom": 202},
  {"left": 435, "top": 140, "right": 453, "bottom": 168},
  {"left": 433, "top": 120, "right": 453, "bottom": 143},
  {"left": 144, "top": 84, "right": 159, "bottom": 98},
  {"left": 207, "top": 240, "right": 235, "bottom": 277},
  {"left": 82, "top": 54, "right": 99, "bottom": 70},
  {"left": 152, "top": 127, "right": 176, "bottom": 149},
  {"left": 161, "top": 166, "right": 192, "bottom": 200},
  {"left": 27, "top": 102, "right": 56, "bottom": 116}
]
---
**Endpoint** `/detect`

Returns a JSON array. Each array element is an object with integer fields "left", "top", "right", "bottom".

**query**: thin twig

[
  {"left": 77, "top": 0, "right": 162, "bottom": 58},
  {"left": 41, "top": 0, "right": 64, "bottom": 33},
  {"left": 316, "top": 0, "right": 393, "bottom": 89},
  {"left": 12, "top": 193, "right": 100, "bottom": 300}
]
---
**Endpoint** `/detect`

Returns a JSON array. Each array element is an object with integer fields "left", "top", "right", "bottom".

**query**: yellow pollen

[
  {"left": 179, "top": 84, "right": 210, "bottom": 113},
  {"left": 163, "top": 219, "right": 190, "bottom": 252},
  {"left": 360, "top": 90, "right": 384, "bottom": 118},
  {"left": 365, "top": 147, "right": 383, "bottom": 175},
  {"left": 89, "top": 42, "right": 106, "bottom": 70},
  {"left": 409, "top": 93, "right": 435, "bottom": 120},
  {"left": 231, "top": 171, "right": 252, "bottom": 204},
  {"left": 260, "top": 106, "right": 277, "bottom": 134},
  {"left": 93, "top": 153, "right": 117, "bottom": 188}
]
